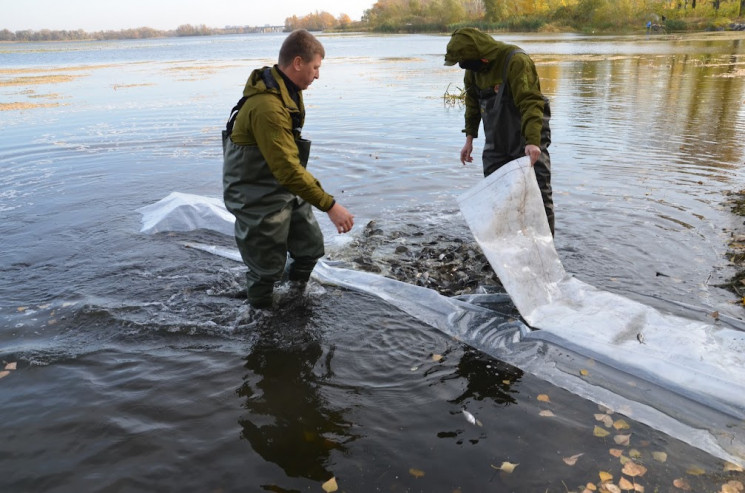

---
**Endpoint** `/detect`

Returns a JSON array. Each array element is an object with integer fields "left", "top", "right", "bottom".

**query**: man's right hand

[
  {"left": 460, "top": 136, "right": 474, "bottom": 165},
  {"left": 327, "top": 203, "right": 354, "bottom": 234}
]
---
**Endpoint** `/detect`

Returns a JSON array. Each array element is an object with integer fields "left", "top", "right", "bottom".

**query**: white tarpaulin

[{"left": 138, "top": 163, "right": 745, "bottom": 465}]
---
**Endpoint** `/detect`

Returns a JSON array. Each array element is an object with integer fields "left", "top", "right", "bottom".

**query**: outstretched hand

[
  {"left": 525, "top": 144, "right": 541, "bottom": 165},
  {"left": 327, "top": 202, "right": 354, "bottom": 234},
  {"left": 460, "top": 137, "right": 474, "bottom": 165}
]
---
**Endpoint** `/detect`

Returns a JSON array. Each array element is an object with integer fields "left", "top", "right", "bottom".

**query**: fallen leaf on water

[
  {"left": 322, "top": 477, "right": 338, "bottom": 492},
  {"left": 595, "top": 414, "right": 614, "bottom": 427},
  {"left": 652, "top": 451, "right": 668, "bottom": 463},
  {"left": 599, "top": 471, "right": 613, "bottom": 482},
  {"left": 5, "top": 362, "right": 17, "bottom": 370},
  {"left": 409, "top": 468, "right": 425, "bottom": 478},
  {"left": 634, "top": 484, "right": 645, "bottom": 492},
  {"left": 724, "top": 462, "right": 744, "bottom": 472},
  {"left": 585, "top": 483, "right": 597, "bottom": 491},
  {"left": 0, "top": 371, "right": 9, "bottom": 380},
  {"left": 594, "top": 426, "right": 611, "bottom": 438},
  {"left": 491, "top": 462, "right": 518, "bottom": 473},
  {"left": 613, "top": 419, "right": 631, "bottom": 430},
  {"left": 686, "top": 465, "right": 706, "bottom": 476},
  {"left": 563, "top": 453, "right": 584, "bottom": 466},
  {"left": 619, "top": 477, "right": 634, "bottom": 490},
  {"left": 622, "top": 461, "right": 647, "bottom": 477},
  {"left": 502, "top": 379, "right": 511, "bottom": 385},
  {"left": 629, "top": 449, "right": 641, "bottom": 459},
  {"left": 609, "top": 448, "right": 624, "bottom": 458},
  {"left": 537, "top": 394, "right": 550, "bottom": 402},
  {"left": 721, "top": 480, "right": 744, "bottom": 493},
  {"left": 619, "top": 455, "right": 631, "bottom": 465},
  {"left": 17, "top": 306, "right": 28, "bottom": 312},
  {"left": 539, "top": 410, "right": 555, "bottom": 417},
  {"left": 673, "top": 478, "right": 691, "bottom": 490},
  {"left": 614, "top": 434, "right": 631, "bottom": 446},
  {"left": 432, "top": 354, "right": 443, "bottom": 362},
  {"left": 603, "top": 483, "right": 622, "bottom": 493},
  {"left": 580, "top": 369, "right": 589, "bottom": 376}
]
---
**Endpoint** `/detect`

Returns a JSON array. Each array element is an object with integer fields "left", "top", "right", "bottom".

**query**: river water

[{"left": 2, "top": 32, "right": 745, "bottom": 491}]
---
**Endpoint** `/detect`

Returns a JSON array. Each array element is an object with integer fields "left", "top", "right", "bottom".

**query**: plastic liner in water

[{"left": 137, "top": 171, "right": 745, "bottom": 466}]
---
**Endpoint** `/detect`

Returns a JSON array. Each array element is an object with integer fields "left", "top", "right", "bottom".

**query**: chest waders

[
  {"left": 479, "top": 50, "right": 555, "bottom": 235},
  {"left": 222, "top": 68, "right": 325, "bottom": 308}
]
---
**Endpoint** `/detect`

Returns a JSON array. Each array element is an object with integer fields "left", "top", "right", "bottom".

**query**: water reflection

[
  {"left": 236, "top": 302, "right": 357, "bottom": 484},
  {"left": 446, "top": 347, "right": 522, "bottom": 407}
]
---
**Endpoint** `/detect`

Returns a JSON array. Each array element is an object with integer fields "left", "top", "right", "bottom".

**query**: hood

[{"left": 444, "top": 28, "right": 511, "bottom": 66}]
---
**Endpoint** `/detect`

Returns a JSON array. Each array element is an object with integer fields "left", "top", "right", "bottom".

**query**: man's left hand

[{"left": 525, "top": 144, "right": 541, "bottom": 166}]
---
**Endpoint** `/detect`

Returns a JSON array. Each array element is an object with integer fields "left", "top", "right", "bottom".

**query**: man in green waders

[
  {"left": 444, "top": 28, "right": 554, "bottom": 235},
  {"left": 223, "top": 29, "right": 355, "bottom": 309}
]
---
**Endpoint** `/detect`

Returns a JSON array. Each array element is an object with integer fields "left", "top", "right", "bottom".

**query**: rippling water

[{"left": 2, "top": 32, "right": 745, "bottom": 491}]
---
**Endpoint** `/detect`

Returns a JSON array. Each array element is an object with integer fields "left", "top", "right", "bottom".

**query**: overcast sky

[{"left": 2, "top": 0, "right": 375, "bottom": 31}]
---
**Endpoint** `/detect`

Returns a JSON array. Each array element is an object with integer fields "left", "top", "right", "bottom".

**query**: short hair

[{"left": 278, "top": 29, "right": 325, "bottom": 67}]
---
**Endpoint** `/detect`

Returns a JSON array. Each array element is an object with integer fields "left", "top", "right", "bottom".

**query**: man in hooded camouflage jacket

[
  {"left": 223, "top": 29, "right": 354, "bottom": 308},
  {"left": 445, "top": 27, "right": 554, "bottom": 235}
]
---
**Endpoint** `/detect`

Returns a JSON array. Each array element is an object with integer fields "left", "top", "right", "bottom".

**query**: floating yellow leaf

[
  {"left": 613, "top": 419, "right": 630, "bottom": 430},
  {"left": 614, "top": 434, "right": 631, "bottom": 446},
  {"left": 619, "top": 455, "right": 631, "bottom": 465},
  {"left": 432, "top": 354, "right": 443, "bottom": 362},
  {"left": 622, "top": 461, "right": 647, "bottom": 477},
  {"left": 652, "top": 451, "right": 668, "bottom": 463},
  {"left": 609, "top": 448, "right": 624, "bottom": 458},
  {"left": 599, "top": 471, "right": 613, "bottom": 482},
  {"left": 686, "top": 465, "right": 706, "bottom": 476},
  {"left": 0, "top": 371, "right": 9, "bottom": 380},
  {"left": 563, "top": 453, "right": 584, "bottom": 466},
  {"left": 603, "top": 484, "right": 622, "bottom": 493},
  {"left": 594, "top": 426, "right": 611, "bottom": 438},
  {"left": 322, "top": 477, "right": 338, "bottom": 492},
  {"left": 724, "top": 462, "right": 744, "bottom": 472},
  {"left": 595, "top": 414, "right": 614, "bottom": 427},
  {"left": 629, "top": 449, "right": 641, "bottom": 459},
  {"left": 537, "top": 394, "right": 550, "bottom": 402},
  {"left": 5, "top": 362, "right": 17, "bottom": 371},
  {"left": 539, "top": 410, "right": 555, "bottom": 417},
  {"left": 491, "top": 461, "right": 518, "bottom": 473},
  {"left": 619, "top": 477, "right": 634, "bottom": 490},
  {"left": 673, "top": 478, "right": 691, "bottom": 490},
  {"left": 409, "top": 468, "right": 425, "bottom": 478},
  {"left": 502, "top": 379, "right": 511, "bottom": 385},
  {"left": 634, "top": 484, "right": 645, "bottom": 492},
  {"left": 17, "top": 306, "right": 28, "bottom": 312},
  {"left": 721, "top": 480, "right": 744, "bottom": 493},
  {"left": 585, "top": 483, "right": 597, "bottom": 491},
  {"left": 580, "top": 369, "right": 589, "bottom": 376}
]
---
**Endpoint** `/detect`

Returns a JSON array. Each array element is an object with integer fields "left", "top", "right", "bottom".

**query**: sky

[{"left": 1, "top": 0, "right": 376, "bottom": 32}]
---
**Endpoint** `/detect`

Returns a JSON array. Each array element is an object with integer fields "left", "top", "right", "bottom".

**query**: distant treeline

[
  {"left": 3, "top": 0, "right": 745, "bottom": 42},
  {"left": 358, "top": 0, "right": 745, "bottom": 33},
  {"left": 0, "top": 24, "right": 282, "bottom": 42}
]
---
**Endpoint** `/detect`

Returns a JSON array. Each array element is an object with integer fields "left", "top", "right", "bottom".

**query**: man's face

[{"left": 293, "top": 53, "right": 323, "bottom": 90}]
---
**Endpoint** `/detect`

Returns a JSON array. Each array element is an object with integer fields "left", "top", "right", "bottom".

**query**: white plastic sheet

[
  {"left": 137, "top": 191, "right": 235, "bottom": 236},
  {"left": 138, "top": 170, "right": 745, "bottom": 465},
  {"left": 458, "top": 158, "right": 745, "bottom": 418}
]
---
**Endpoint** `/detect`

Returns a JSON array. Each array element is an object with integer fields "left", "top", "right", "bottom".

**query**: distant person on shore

[
  {"left": 444, "top": 27, "right": 554, "bottom": 235},
  {"left": 222, "top": 29, "right": 354, "bottom": 309}
]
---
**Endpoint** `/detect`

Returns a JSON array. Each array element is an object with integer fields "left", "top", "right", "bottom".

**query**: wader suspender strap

[{"left": 223, "top": 68, "right": 279, "bottom": 139}]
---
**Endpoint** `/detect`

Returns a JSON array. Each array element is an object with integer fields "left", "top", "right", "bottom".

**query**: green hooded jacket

[
  {"left": 227, "top": 65, "right": 334, "bottom": 212},
  {"left": 444, "top": 28, "right": 547, "bottom": 147}
]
